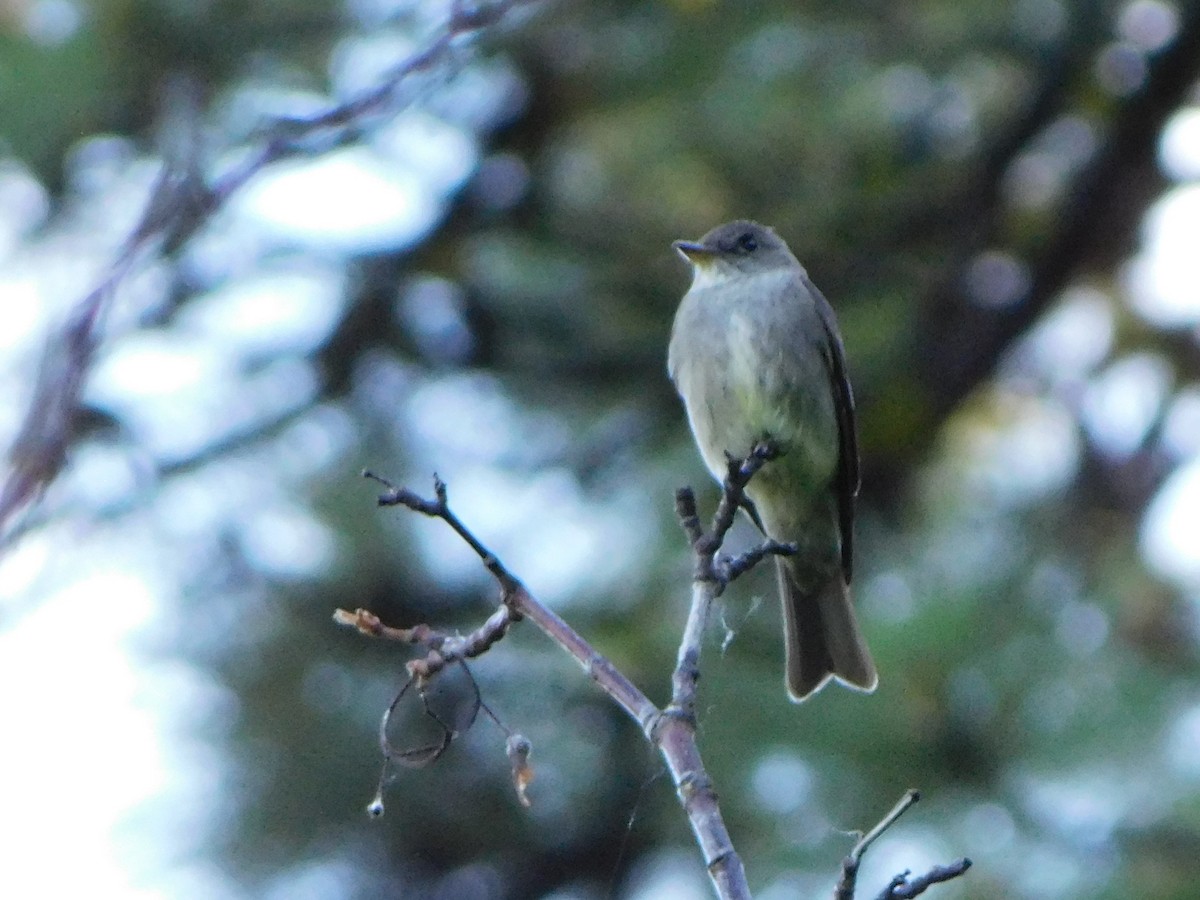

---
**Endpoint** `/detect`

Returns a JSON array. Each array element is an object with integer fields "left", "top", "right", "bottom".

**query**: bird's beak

[{"left": 672, "top": 240, "right": 715, "bottom": 265}]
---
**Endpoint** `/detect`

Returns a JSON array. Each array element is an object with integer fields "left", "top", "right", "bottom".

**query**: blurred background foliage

[{"left": 3, "top": 0, "right": 1200, "bottom": 898}]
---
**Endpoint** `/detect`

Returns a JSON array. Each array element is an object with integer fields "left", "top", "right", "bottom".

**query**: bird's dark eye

[{"left": 737, "top": 233, "right": 758, "bottom": 252}]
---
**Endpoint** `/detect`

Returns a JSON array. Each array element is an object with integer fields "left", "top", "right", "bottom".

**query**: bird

[{"left": 668, "top": 219, "right": 877, "bottom": 701}]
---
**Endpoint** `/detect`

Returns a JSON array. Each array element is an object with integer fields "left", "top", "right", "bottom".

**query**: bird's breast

[{"left": 669, "top": 270, "right": 838, "bottom": 490}]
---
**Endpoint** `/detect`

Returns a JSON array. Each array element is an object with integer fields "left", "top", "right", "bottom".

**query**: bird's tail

[{"left": 778, "top": 559, "right": 878, "bottom": 701}]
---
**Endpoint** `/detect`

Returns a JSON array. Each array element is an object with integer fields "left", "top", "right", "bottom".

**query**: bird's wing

[{"left": 803, "top": 275, "right": 860, "bottom": 582}]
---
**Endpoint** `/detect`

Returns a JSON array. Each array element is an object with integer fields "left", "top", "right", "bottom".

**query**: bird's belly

[{"left": 686, "top": 317, "right": 838, "bottom": 494}]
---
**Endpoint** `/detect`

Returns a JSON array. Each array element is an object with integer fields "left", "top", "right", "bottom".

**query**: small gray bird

[{"left": 668, "top": 220, "right": 877, "bottom": 701}]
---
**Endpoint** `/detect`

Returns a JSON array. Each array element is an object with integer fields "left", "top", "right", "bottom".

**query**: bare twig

[
  {"left": 355, "top": 467, "right": 758, "bottom": 899},
  {"left": 872, "top": 858, "right": 973, "bottom": 900},
  {"left": 704, "top": 441, "right": 783, "bottom": 558},
  {"left": 835, "top": 790, "right": 972, "bottom": 900},
  {"left": 670, "top": 440, "right": 796, "bottom": 716},
  {"left": 847, "top": 790, "right": 922, "bottom": 874},
  {"left": 357, "top": 471, "right": 659, "bottom": 728},
  {"left": 351, "top": 455, "right": 969, "bottom": 900},
  {"left": 650, "top": 441, "right": 816, "bottom": 899}
]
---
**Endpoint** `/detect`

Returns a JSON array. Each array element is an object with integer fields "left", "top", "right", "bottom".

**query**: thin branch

[
  {"left": 835, "top": 790, "right": 921, "bottom": 900},
  {"left": 353, "top": 456, "right": 969, "bottom": 900},
  {"left": 720, "top": 538, "right": 796, "bottom": 583},
  {"left": 334, "top": 601, "right": 517, "bottom": 679},
  {"left": 850, "top": 790, "right": 922, "bottom": 869},
  {"left": 654, "top": 444, "right": 809, "bottom": 900},
  {"left": 873, "top": 858, "right": 973, "bottom": 900},
  {"left": 835, "top": 790, "right": 972, "bottom": 900},
  {"left": 357, "top": 467, "right": 762, "bottom": 899},
  {"left": 703, "top": 441, "right": 782, "bottom": 557},
  {"left": 670, "top": 441, "right": 795, "bottom": 716},
  {"left": 358, "top": 471, "right": 659, "bottom": 732}
]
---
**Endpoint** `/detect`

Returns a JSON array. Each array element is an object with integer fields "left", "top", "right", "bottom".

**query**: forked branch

[{"left": 340, "top": 452, "right": 971, "bottom": 899}]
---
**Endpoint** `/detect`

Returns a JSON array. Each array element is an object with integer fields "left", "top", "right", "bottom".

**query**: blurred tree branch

[
  {"left": 914, "top": 4, "right": 1200, "bottom": 430},
  {"left": 342, "top": 451, "right": 971, "bottom": 898},
  {"left": 0, "top": 0, "right": 541, "bottom": 547}
]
